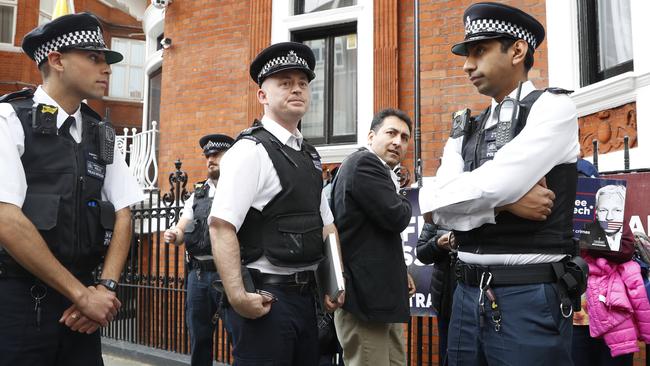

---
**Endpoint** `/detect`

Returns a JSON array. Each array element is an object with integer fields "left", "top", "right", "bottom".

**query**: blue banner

[{"left": 401, "top": 188, "right": 436, "bottom": 317}]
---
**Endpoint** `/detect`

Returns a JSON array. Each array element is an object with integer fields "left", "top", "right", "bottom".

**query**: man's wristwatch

[{"left": 96, "top": 279, "right": 118, "bottom": 292}]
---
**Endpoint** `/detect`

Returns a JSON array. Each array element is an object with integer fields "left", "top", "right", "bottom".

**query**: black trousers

[
  {"left": 0, "top": 276, "right": 103, "bottom": 366},
  {"left": 226, "top": 283, "right": 318, "bottom": 366}
]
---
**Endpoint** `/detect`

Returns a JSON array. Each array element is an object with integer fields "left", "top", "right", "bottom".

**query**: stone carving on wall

[{"left": 579, "top": 102, "right": 637, "bottom": 158}]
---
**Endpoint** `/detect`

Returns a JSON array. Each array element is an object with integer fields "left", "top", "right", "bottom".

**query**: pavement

[
  {"left": 101, "top": 338, "right": 193, "bottom": 366},
  {"left": 103, "top": 353, "right": 154, "bottom": 366}
]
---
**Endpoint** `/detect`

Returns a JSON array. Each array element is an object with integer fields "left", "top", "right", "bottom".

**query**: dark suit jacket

[
  {"left": 416, "top": 223, "right": 455, "bottom": 319},
  {"left": 332, "top": 148, "right": 412, "bottom": 323}
]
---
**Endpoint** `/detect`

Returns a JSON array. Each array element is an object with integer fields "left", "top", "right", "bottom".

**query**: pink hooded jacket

[{"left": 585, "top": 256, "right": 650, "bottom": 357}]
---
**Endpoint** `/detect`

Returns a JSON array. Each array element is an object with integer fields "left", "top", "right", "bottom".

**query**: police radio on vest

[{"left": 151, "top": 0, "right": 172, "bottom": 9}]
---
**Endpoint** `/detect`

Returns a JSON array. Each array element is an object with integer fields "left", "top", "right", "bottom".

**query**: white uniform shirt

[
  {"left": 209, "top": 116, "right": 334, "bottom": 275},
  {"left": 181, "top": 179, "right": 216, "bottom": 221},
  {"left": 0, "top": 86, "right": 144, "bottom": 210},
  {"left": 419, "top": 81, "right": 580, "bottom": 265}
]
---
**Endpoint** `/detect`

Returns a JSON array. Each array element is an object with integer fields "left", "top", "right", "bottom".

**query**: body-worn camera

[
  {"left": 450, "top": 108, "right": 471, "bottom": 138},
  {"left": 31, "top": 103, "right": 58, "bottom": 135}
]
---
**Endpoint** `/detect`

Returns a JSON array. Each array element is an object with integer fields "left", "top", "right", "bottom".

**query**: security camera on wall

[
  {"left": 151, "top": 0, "right": 172, "bottom": 9},
  {"left": 160, "top": 37, "right": 172, "bottom": 49}
]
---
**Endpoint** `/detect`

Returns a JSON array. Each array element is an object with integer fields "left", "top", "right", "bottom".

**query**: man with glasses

[{"left": 419, "top": 3, "right": 581, "bottom": 365}]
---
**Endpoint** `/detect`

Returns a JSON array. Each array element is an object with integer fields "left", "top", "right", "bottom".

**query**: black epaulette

[
  {"left": 0, "top": 88, "right": 35, "bottom": 103},
  {"left": 235, "top": 119, "right": 264, "bottom": 144},
  {"left": 302, "top": 140, "right": 317, "bottom": 155},
  {"left": 80, "top": 102, "right": 103, "bottom": 123},
  {"left": 545, "top": 87, "right": 573, "bottom": 95}
]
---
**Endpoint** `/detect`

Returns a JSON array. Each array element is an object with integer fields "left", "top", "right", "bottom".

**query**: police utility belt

[
  {"left": 188, "top": 255, "right": 216, "bottom": 272},
  {"left": 251, "top": 269, "right": 316, "bottom": 288},
  {"left": 456, "top": 256, "right": 588, "bottom": 313},
  {"left": 212, "top": 268, "right": 316, "bottom": 306}
]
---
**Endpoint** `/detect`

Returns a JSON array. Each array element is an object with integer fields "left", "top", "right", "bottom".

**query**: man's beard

[{"left": 208, "top": 167, "right": 220, "bottom": 180}]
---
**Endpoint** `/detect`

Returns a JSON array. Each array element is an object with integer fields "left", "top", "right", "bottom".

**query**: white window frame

[
  {"left": 141, "top": 5, "right": 164, "bottom": 131},
  {"left": 108, "top": 37, "right": 146, "bottom": 101},
  {"left": 272, "top": 0, "right": 373, "bottom": 163},
  {"left": 546, "top": 0, "right": 650, "bottom": 171},
  {"left": 39, "top": 0, "right": 55, "bottom": 25},
  {"left": 0, "top": 0, "right": 18, "bottom": 50}
]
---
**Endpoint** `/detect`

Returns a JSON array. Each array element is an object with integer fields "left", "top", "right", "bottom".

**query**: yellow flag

[{"left": 52, "top": 0, "right": 74, "bottom": 19}]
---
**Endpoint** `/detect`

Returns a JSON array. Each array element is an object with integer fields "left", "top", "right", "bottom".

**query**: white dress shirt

[
  {"left": 367, "top": 145, "right": 401, "bottom": 193},
  {"left": 418, "top": 81, "right": 580, "bottom": 265},
  {"left": 181, "top": 179, "right": 216, "bottom": 221},
  {"left": 0, "top": 86, "right": 144, "bottom": 210},
  {"left": 209, "top": 115, "right": 334, "bottom": 274}
]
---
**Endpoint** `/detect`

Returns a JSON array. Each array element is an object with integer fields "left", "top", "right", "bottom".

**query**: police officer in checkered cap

[
  {"left": 0, "top": 12, "right": 143, "bottom": 365},
  {"left": 419, "top": 2, "right": 581, "bottom": 366},
  {"left": 451, "top": 2, "right": 545, "bottom": 56},
  {"left": 208, "top": 41, "right": 343, "bottom": 365},
  {"left": 164, "top": 133, "right": 233, "bottom": 366},
  {"left": 22, "top": 12, "right": 123, "bottom": 66}
]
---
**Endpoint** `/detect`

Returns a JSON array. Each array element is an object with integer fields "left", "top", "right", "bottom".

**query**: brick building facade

[
  {"left": 4, "top": 0, "right": 643, "bottom": 363},
  {"left": 142, "top": 1, "right": 650, "bottom": 364},
  {"left": 0, "top": 0, "right": 144, "bottom": 132},
  {"left": 147, "top": 0, "right": 650, "bottom": 185}
]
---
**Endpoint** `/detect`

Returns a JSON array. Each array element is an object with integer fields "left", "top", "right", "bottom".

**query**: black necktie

[{"left": 59, "top": 116, "right": 75, "bottom": 140}]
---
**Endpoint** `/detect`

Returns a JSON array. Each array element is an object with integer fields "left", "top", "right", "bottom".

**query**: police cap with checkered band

[
  {"left": 22, "top": 12, "right": 123, "bottom": 66},
  {"left": 199, "top": 134, "right": 234, "bottom": 156},
  {"left": 451, "top": 2, "right": 545, "bottom": 56},
  {"left": 249, "top": 42, "right": 316, "bottom": 86}
]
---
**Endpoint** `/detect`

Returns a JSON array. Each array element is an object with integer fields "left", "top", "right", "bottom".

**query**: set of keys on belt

[{"left": 478, "top": 272, "right": 502, "bottom": 332}]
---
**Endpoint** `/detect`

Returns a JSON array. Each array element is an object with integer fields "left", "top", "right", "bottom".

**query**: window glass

[
  {"left": 294, "top": 25, "right": 357, "bottom": 145},
  {"left": 596, "top": 0, "right": 633, "bottom": 72},
  {"left": 109, "top": 38, "right": 146, "bottom": 100},
  {"left": 302, "top": 39, "right": 326, "bottom": 139},
  {"left": 39, "top": 0, "right": 55, "bottom": 25},
  {"left": 578, "top": 0, "right": 634, "bottom": 86},
  {"left": 147, "top": 68, "right": 162, "bottom": 130},
  {"left": 110, "top": 65, "right": 128, "bottom": 98},
  {"left": 131, "top": 41, "right": 145, "bottom": 66},
  {"left": 332, "top": 34, "right": 356, "bottom": 136},
  {"left": 0, "top": 4, "right": 15, "bottom": 44},
  {"left": 128, "top": 67, "right": 144, "bottom": 99}
]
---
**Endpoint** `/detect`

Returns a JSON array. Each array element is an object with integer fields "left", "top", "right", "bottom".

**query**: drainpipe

[{"left": 414, "top": 0, "right": 422, "bottom": 187}]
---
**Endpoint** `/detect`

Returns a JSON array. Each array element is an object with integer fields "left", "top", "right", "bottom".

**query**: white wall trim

[
  {"left": 318, "top": 144, "right": 362, "bottom": 164},
  {"left": 102, "top": 96, "right": 144, "bottom": 103},
  {"left": 141, "top": 6, "right": 165, "bottom": 131},
  {"left": 570, "top": 71, "right": 650, "bottom": 117},
  {"left": 0, "top": 44, "right": 21, "bottom": 53},
  {"left": 546, "top": 0, "right": 579, "bottom": 90},
  {"left": 276, "top": 5, "right": 364, "bottom": 35},
  {"left": 145, "top": 50, "right": 163, "bottom": 74},
  {"left": 271, "top": 0, "right": 373, "bottom": 164}
]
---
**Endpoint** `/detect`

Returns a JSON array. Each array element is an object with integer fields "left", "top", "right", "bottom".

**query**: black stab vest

[
  {"left": 455, "top": 90, "right": 577, "bottom": 255},
  {"left": 236, "top": 123, "right": 325, "bottom": 267},
  {"left": 183, "top": 183, "right": 213, "bottom": 257},
  {"left": 1, "top": 92, "right": 114, "bottom": 275}
]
